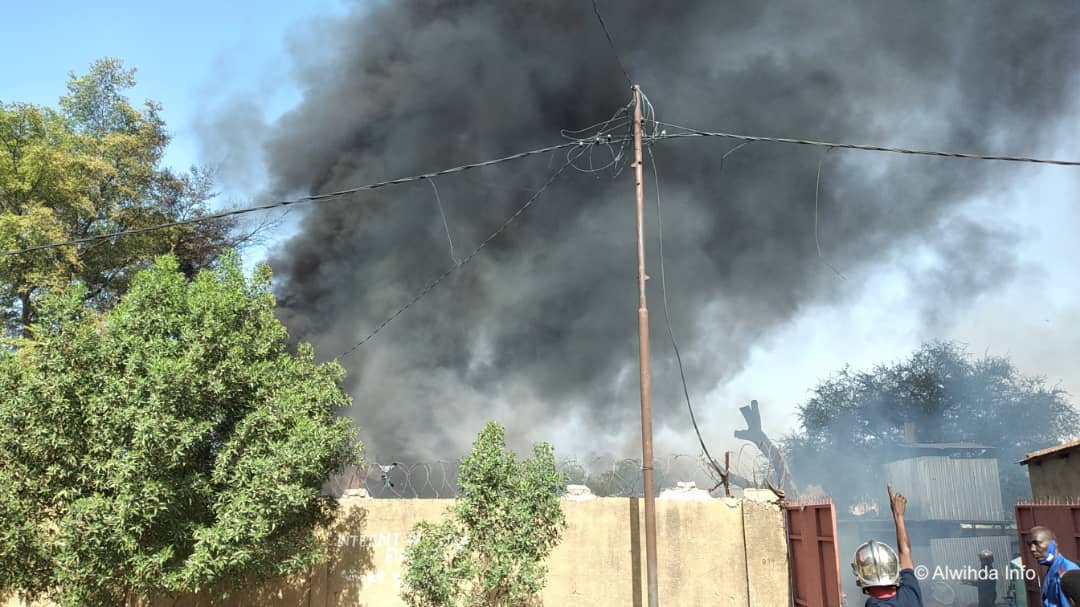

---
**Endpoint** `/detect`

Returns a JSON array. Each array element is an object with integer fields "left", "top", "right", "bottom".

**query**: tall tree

[
  {"left": 0, "top": 58, "right": 241, "bottom": 336},
  {"left": 0, "top": 252, "right": 361, "bottom": 606},
  {"left": 784, "top": 341, "right": 1079, "bottom": 511}
]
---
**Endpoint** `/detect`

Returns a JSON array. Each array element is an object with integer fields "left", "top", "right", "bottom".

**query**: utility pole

[{"left": 632, "top": 84, "right": 660, "bottom": 607}]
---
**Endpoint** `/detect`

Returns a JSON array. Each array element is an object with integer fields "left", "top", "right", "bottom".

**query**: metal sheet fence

[
  {"left": 928, "top": 535, "right": 1013, "bottom": 606},
  {"left": 883, "top": 457, "right": 1006, "bottom": 521},
  {"left": 324, "top": 451, "right": 776, "bottom": 498}
]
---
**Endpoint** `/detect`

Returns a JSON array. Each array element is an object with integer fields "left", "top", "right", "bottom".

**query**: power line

[
  {"left": 336, "top": 155, "right": 576, "bottom": 359},
  {"left": 332, "top": 107, "right": 634, "bottom": 357},
  {"left": 8, "top": 113, "right": 1080, "bottom": 260},
  {"left": 591, "top": 0, "right": 633, "bottom": 89},
  {"left": 648, "top": 122, "right": 1080, "bottom": 167},
  {"left": 561, "top": 100, "right": 635, "bottom": 176},
  {"left": 0, "top": 139, "right": 604, "bottom": 258},
  {"left": 647, "top": 145, "right": 728, "bottom": 488}
]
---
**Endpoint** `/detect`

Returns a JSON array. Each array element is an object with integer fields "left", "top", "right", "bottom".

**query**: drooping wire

[
  {"left": 639, "top": 88, "right": 731, "bottom": 486},
  {"left": 332, "top": 104, "right": 639, "bottom": 357},
  {"left": 813, "top": 147, "right": 846, "bottom": 280},
  {"left": 336, "top": 154, "right": 577, "bottom": 359},
  {"left": 0, "top": 139, "right": 611, "bottom": 258},
  {"left": 591, "top": 0, "right": 633, "bottom": 89},
  {"left": 560, "top": 98, "right": 635, "bottom": 177},
  {"left": 720, "top": 142, "right": 753, "bottom": 170},
  {"left": 426, "top": 177, "right": 460, "bottom": 265},
  {"left": 646, "top": 143, "right": 729, "bottom": 488},
  {"left": 638, "top": 90, "right": 662, "bottom": 139},
  {"left": 559, "top": 102, "right": 632, "bottom": 139}
]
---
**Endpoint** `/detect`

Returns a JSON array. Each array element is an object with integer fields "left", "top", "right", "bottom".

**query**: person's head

[
  {"left": 1061, "top": 570, "right": 1080, "bottom": 607},
  {"left": 852, "top": 540, "right": 900, "bottom": 594},
  {"left": 1027, "top": 526, "right": 1056, "bottom": 561},
  {"left": 978, "top": 549, "right": 994, "bottom": 567}
]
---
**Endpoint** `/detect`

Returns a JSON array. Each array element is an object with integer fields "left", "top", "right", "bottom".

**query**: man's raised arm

[{"left": 889, "top": 484, "right": 914, "bottom": 571}]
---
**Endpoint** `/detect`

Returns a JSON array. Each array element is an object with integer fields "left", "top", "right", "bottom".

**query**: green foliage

[
  {"left": 0, "top": 252, "right": 361, "bottom": 606},
  {"left": 0, "top": 58, "right": 238, "bottom": 335},
  {"left": 784, "top": 341, "right": 1080, "bottom": 510},
  {"left": 401, "top": 422, "right": 567, "bottom": 607}
]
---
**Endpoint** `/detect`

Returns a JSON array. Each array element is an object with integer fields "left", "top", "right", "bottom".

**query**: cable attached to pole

[{"left": 632, "top": 84, "right": 661, "bottom": 607}]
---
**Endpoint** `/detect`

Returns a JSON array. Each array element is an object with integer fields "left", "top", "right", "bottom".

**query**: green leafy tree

[
  {"left": 785, "top": 341, "right": 1079, "bottom": 512},
  {"left": 0, "top": 58, "right": 245, "bottom": 336},
  {"left": 0, "top": 252, "right": 361, "bottom": 606},
  {"left": 401, "top": 422, "right": 567, "bottom": 607}
]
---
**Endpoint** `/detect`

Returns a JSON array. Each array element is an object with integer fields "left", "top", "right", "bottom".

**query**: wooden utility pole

[{"left": 632, "top": 84, "right": 660, "bottom": 607}]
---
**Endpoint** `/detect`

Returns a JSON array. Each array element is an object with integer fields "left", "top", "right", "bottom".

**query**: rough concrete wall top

[{"left": 5, "top": 496, "right": 791, "bottom": 607}]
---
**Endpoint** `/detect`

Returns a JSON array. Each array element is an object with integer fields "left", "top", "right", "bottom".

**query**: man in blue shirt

[
  {"left": 1028, "top": 526, "right": 1080, "bottom": 607},
  {"left": 851, "top": 485, "right": 923, "bottom": 607}
]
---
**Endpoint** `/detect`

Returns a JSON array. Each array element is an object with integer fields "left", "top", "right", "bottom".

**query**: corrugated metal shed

[
  {"left": 899, "top": 442, "right": 994, "bottom": 451},
  {"left": 884, "top": 456, "right": 1006, "bottom": 521},
  {"left": 929, "top": 536, "right": 1013, "bottom": 607}
]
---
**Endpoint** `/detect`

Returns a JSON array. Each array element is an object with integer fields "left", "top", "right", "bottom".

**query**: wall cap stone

[
  {"left": 742, "top": 487, "right": 783, "bottom": 506},
  {"left": 659, "top": 481, "right": 712, "bottom": 500},
  {"left": 563, "top": 484, "right": 596, "bottom": 500}
]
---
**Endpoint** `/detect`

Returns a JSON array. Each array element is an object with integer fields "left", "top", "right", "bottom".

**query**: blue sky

[
  {"left": 1, "top": 0, "right": 345, "bottom": 177},
  {"left": 4, "top": 1, "right": 1080, "bottom": 449}
]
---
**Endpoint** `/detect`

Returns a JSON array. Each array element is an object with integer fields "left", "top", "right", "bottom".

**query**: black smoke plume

[{"left": 234, "top": 1, "right": 1080, "bottom": 460}]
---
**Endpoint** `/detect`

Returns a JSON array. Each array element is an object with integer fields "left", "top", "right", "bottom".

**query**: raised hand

[
  {"left": 888, "top": 484, "right": 913, "bottom": 569},
  {"left": 888, "top": 484, "right": 907, "bottom": 518}
]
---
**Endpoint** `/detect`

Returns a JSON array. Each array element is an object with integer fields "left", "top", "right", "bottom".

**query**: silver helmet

[{"left": 852, "top": 540, "right": 901, "bottom": 588}]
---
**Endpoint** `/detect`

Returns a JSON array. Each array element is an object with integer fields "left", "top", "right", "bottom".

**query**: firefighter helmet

[{"left": 852, "top": 540, "right": 901, "bottom": 588}]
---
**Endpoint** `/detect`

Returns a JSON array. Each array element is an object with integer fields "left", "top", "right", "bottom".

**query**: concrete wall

[
  {"left": 3, "top": 493, "right": 791, "bottom": 607},
  {"left": 1027, "top": 453, "right": 1080, "bottom": 499}
]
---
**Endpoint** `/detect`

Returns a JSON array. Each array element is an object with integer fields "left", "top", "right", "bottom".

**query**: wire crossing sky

[
  {"left": 6, "top": 0, "right": 1080, "bottom": 463},
  {"left": 5, "top": 115, "right": 1080, "bottom": 258}
]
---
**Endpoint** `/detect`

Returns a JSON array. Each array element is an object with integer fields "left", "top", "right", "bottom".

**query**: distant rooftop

[{"left": 1018, "top": 438, "right": 1080, "bottom": 466}]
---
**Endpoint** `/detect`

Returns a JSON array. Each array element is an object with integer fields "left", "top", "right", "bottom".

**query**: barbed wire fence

[{"left": 324, "top": 451, "right": 780, "bottom": 499}]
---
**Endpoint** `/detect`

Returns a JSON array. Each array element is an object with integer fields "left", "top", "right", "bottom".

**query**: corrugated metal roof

[
  {"left": 884, "top": 456, "right": 1006, "bottom": 521},
  {"left": 929, "top": 536, "right": 1013, "bottom": 607},
  {"left": 898, "top": 442, "right": 994, "bottom": 451},
  {"left": 1019, "top": 438, "right": 1080, "bottom": 465}
]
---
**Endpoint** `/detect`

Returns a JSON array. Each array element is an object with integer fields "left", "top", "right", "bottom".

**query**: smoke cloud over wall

[{"left": 232, "top": 1, "right": 1080, "bottom": 460}]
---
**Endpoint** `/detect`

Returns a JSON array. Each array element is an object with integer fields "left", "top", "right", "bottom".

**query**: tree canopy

[
  {"left": 784, "top": 341, "right": 1079, "bottom": 511},
  {"left": 0, "top": 58, "right": 241, "bottom": 336},
  {"left": 0, "top": 252, "right": 361, "bottom": 606}
]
